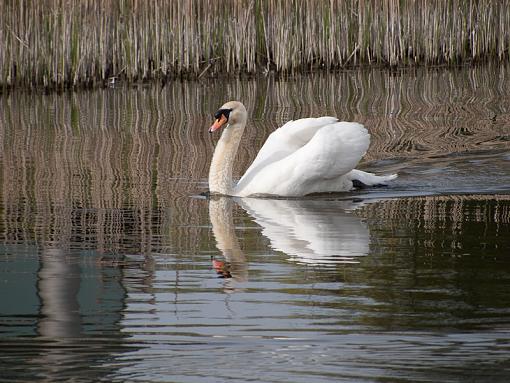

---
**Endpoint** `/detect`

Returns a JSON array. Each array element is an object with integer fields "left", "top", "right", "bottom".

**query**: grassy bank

[{"left": 1, "top": 0, "right": 510, "bottom": 89}]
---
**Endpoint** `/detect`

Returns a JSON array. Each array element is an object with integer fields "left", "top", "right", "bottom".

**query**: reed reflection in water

[
  {"left": 1, "top": 65, "right": 510, "bottom": 382},
  {"left": 1, "top": 65, "right": 509, "bottom": 257}
]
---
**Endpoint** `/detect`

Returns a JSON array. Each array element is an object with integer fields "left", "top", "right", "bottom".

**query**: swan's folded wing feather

[
  {"left": 295, "top": 122, "right": 370, "bottom": 180},
  {"left": 235, "top": 121, "right": 370, "bottom": 196},
  {"left": 236, "top": 117, "right": 337, "bottom": 189}
]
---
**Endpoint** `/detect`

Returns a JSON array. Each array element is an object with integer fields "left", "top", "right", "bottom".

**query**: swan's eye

[{"left": 214, "top": 108, "right": 233, "bottom": 121}]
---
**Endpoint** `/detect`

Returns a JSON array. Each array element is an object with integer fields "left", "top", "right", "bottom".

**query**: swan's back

[
  {"left": 236, "top": 117, "right": 337, "bottom": 191},
  {"left": 234, "top": 118, "right": 370, "bottom": 197}
]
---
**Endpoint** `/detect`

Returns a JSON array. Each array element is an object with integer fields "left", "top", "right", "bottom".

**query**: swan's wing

[
  {"left": 294, "top": 122, "right": 370, "bottom": 179},
  {"left": 236, "top": 117, "right": 337, "bottom": 188},
  {"left": 235, "top": 121, "right": 370, "bottom": 196}
]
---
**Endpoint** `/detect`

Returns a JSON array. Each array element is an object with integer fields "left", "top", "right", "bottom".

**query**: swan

[{"left": 208, "top": 101, "right": 397, "bottom": 197}]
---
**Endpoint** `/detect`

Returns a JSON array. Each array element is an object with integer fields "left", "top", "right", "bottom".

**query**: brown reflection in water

[
  {"left": 355, "top": 195, "right": 510, "bottom": 255},
  {"left": 0, "top": 66, "right": 509, "bottom": 255},
  {"left": 349, "top": 194, "right": 510, "bottom": 330},
  {"left": 357, "top": 194, "right": 510, "bottom": 228}
]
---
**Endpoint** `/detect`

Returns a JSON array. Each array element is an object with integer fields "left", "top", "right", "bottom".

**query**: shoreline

[{"left": 0, "top": 60, "right": 505, "bottom": 95}]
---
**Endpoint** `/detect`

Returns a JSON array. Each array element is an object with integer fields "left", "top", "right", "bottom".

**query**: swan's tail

[{"left": 348, "top": 169, "right": 398, "bottom": 188}]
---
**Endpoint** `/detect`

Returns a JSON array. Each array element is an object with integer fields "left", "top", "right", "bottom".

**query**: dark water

[{"left": 1, "top": 66, "right": 510, "bottom": 382}]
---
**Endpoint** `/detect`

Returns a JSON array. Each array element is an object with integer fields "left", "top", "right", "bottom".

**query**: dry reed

[{"left": 1, "top": 0, "right": 510, "bottom": 89}]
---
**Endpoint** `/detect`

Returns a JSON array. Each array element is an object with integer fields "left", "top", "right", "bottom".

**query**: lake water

[{"left": 1, "top": 65, "right": 510, "bottom": 382}]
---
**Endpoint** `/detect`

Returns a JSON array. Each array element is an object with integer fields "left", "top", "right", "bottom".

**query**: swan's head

[{"left": 209, "top": 101, "right": 247, "bottom": 133}]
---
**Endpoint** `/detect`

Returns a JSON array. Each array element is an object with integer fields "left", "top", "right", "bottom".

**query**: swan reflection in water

[
  {"left": 238, "top": 198, "right": 369, "bottom": 265},
  {"left": 209, "top": 196, "right": 370, "bottom": 286}
]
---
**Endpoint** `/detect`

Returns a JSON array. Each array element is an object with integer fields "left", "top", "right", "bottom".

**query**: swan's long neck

[{"left": 209, "top": 122, "right": 245, "bottom": 195}]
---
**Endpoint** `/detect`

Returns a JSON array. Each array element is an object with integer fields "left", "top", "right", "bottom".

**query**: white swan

[{"left": 208, "top": 101, "right": 397, "bottom": 197}]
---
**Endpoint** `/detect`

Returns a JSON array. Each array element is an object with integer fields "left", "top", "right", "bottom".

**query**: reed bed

[{"left": 1, "top": 0, "right": 510, "bottom": 89}]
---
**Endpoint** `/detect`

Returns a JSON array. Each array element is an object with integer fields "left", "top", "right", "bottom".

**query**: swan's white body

[{"left": 208, "top": 101, "right": 396, "bottom": 197}]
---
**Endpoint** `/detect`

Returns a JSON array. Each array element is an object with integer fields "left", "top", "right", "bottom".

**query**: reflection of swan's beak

[
  {"left": 209, "top": 115, "right": 227, "bottom": 133},
  {"left": 211, "top": 257, "right": 232, "bottom": 279}
]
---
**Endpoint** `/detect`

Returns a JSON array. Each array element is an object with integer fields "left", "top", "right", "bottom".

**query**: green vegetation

[{"left": 1, "top": 0, "right": 509, "bottom": 89}]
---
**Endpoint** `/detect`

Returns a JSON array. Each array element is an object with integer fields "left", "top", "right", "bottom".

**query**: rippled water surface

[{"left": 1, "top": 66, "right": 510, "bottom": 382}]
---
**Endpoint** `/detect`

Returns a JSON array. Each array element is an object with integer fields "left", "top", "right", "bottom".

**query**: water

[{"left": 1, "top": 66, "right": 510, "bottom": 382}]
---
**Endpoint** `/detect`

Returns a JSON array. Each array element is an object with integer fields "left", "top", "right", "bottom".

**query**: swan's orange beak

[{"left": 209, "top": 114, "right": 228, "bottom": 133}]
